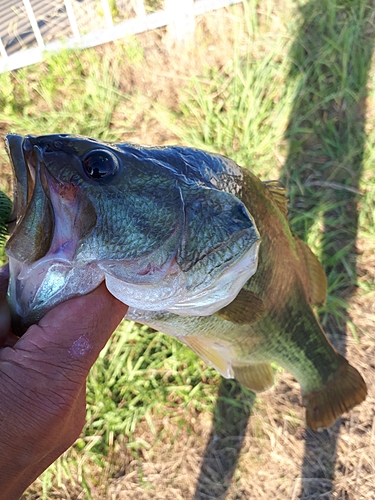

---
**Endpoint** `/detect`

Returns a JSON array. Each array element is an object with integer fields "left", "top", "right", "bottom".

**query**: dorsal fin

[
  {"left": 263, "top": 180, "right": 288, "bottom": 217},
  {"left": 295, "top": 237, "right": 327, "bottom": 306},
  {"left": 216, "top": 288, "right": 265, "bottom": 325}
]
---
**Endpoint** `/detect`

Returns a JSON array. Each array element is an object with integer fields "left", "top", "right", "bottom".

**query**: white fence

[{"left": 0, "top": 0, "right": 243, "bottom": 73}]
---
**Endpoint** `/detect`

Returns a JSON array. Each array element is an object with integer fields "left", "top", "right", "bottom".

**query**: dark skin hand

[{"left": 0, "top": 266, "right": 128, "bottom": 499}]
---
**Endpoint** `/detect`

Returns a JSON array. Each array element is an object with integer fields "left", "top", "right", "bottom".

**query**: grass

[
  {"left": 158, "top": 52, "right": 296, "bottom": 179},
  {"left": 28, "top": 322, "right": 221, "bottom": 499},
  {"left": 0, "top": 1, "right": 374, "bottom": 498},
  {"left": 0, "top": 48, "right": 126, "bottom": 140}
]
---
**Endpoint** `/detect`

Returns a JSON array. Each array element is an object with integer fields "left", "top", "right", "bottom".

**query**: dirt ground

[{"left": 106, "top": 286, "right": 375, "bottom": 499}]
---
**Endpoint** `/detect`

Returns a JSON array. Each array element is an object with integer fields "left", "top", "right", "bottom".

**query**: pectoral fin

[
  {"left": 216, "top": 289, "right": 265, "bottom": 325},
  {"left": 232, "top": 362, "right": 274, "bottom": 392},
  {"left": 182, "top": 336, "right": 234, "bottom": 378}
]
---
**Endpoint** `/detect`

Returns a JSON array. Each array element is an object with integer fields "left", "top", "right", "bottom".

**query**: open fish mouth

[
  {"left": 4, "top": 134, "right": 261, "bottom": 336},
  {"left": 4, "top": 134, "right": 101, "bottom": 334}
]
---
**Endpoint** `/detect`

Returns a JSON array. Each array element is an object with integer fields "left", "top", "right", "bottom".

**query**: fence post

[
  {"left": 0, "top": 38, "right": 7, "bottom": 59},
  {"left": 64, "top": 0, "right": 80, "bottom": 41},
  {"left": 134, "top": 0, "right": 146, "bottom": 18},
  {"left": 22, "top": 0, "right": 44, "bottom": 49},
  {"left": 101, "top": 0, "right": 114, "bottom": 28},
  {"left": 164, "top": 0, "right": 195, "bottom": 42}
]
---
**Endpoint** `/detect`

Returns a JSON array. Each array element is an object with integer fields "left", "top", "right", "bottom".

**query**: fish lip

[
  {"left": 23, "top": 140, "right": 52, "bottom": 195},
  {"left": 6, "top": 134, "right": 58, "bottom": 218},
  {"left": 4, "top": 135, "right": 49, "bottom": 229},
  {"left": 5, "top": 135, "right": 33, "bottom": 231}
]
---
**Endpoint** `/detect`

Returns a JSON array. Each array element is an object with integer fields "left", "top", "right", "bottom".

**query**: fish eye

[{"left": 82, "top": 150, "right": 119, "bottom": 179}]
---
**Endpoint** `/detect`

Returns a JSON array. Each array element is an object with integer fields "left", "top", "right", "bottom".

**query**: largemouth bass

[{"left": 4, "top": 134, "right": 366, "bottom": 431}]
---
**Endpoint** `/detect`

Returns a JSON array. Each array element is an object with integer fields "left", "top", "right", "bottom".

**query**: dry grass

[{"left": 105, "top": 332, "right": 375, "bottom": 499}]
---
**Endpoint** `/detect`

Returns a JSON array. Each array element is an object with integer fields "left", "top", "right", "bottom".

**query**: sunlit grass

[
  {"left": 156, "top": 39, "right": 296, "bottom": 181},
  {"left": 85, "top": 321, "right": 219, "bottom": 443},
  {"left": 0, "top": 44, "right": 141, "bottom": 140},
  {"left": 28, "top": 321, "right": 221, "bottom": 498}
]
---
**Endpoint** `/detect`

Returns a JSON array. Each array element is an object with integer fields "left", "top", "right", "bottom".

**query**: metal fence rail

[{"left": 0, "top": 0, "right": 243, "bottom": 73}]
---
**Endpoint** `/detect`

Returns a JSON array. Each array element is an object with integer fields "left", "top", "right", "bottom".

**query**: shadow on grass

[
  {"left": 193, "top": 379, "right": 255, "bottom": 500},
  {"left": 281, "top": 0, "right": 374, "bottom": 498},
  {"left": 194, "top": 1, "right": 374, "bottom": 499}
]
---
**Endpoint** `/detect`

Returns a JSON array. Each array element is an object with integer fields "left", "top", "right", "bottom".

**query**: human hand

[{"left": 0, "top": 266, "right": 128, "bottom": 499}]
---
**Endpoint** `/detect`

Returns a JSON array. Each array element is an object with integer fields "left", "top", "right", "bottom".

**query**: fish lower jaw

[
  {"left": 104, "top": 267, "right": 187, "bottom": 310},
  {"left": 7, "top": 256, "right": 105, "bottom": 333}
]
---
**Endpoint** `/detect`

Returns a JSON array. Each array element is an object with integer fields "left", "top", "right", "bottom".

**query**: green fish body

[
  {"left": 4, "top": 134, "right": 366, "bottom": 431},
  {"left": 130, "top": 170, "right": 367, "bottom": 430}
]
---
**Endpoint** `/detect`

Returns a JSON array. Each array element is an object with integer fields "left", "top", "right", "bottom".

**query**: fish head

[{"left": 5, "top": 134, "right": 260, "bottom": 334}]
